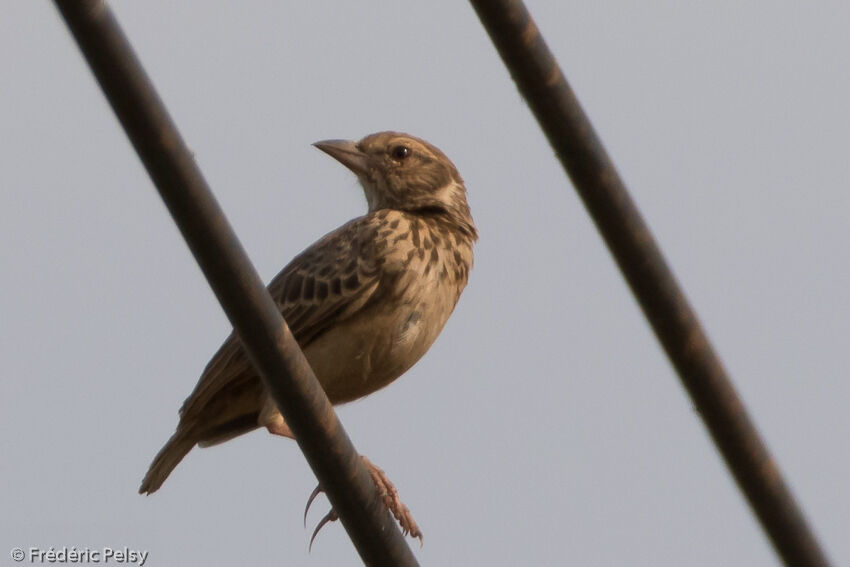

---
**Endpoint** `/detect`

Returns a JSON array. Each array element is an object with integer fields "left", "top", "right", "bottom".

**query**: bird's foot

[
  {"left": 304, "top": 455, "right": 423, "bottom": 550},
  {"left": 361, "top": 455, "right": 423, "bottom": 545}
]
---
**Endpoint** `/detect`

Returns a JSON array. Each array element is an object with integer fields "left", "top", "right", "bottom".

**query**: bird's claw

[
  {"left": 304, "top": 484, "right": 323, "bottom": 528},
  {"left": 304, "top": 456, "right": 423, "bottom": 550},
  {"left": 308, "top": 507, "right": 338, "bottom": 552}
]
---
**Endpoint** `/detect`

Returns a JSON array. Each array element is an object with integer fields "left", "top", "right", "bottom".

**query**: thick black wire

[
  {"left": 469, "top": 1, "right": 830, "bottom": 566},
  {"left": 53, "top": 2, "right": 418, "bottom": 565}
]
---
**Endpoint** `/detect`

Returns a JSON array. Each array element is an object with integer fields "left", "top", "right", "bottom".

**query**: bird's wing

[
  {"left": 269, "top": 216, "right": 385, "bottom": 345},
  {"left": 178, "top": 216, "right": 384, "bottom": 425}
]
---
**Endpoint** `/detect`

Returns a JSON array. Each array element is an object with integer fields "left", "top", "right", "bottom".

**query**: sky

[{"left": 2, "top": 2, "right": 849, "bottom": 566}]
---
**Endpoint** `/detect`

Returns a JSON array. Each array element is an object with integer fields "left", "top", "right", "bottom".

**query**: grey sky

[{"left": 2, "top": 2, "right": 848, "bottom": 565}]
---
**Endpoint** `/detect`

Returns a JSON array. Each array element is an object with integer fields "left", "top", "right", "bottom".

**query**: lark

[{"left": 139, "top": 132, "right": 477, "bottom": 544}]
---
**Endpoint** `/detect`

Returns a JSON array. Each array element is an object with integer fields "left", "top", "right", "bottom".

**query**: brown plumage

[{"left": 139, "top": 132, "right": 477, "bottom": 541}]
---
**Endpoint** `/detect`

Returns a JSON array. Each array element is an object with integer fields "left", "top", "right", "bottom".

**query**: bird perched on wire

[{"left": 139, "top": 131, "right": 477, "bottom": 545}]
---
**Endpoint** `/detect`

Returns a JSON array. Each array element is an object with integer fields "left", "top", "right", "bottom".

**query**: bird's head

[{"left": 314, "top": 132, "right": 477, "bottom": 240}]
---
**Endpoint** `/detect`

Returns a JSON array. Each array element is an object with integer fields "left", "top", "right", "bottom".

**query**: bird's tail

[{"left": 139, "top": 429, "right": 196, "bottom": 495}]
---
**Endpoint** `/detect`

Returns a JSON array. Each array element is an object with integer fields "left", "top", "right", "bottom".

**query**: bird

[{"left": 139, "top": 131, "right": 477, "bottom": 545}]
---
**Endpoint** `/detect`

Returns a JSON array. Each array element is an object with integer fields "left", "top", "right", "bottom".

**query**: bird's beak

[{"left": 313, "top": 139, "right": 369, "bottom": 176}]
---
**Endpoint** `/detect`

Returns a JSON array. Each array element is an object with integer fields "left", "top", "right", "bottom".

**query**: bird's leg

[
  {"left": 304, "top": 455, "right": 423, "bottom": 549},
  {"left": 262, "top": 408, "right": 294, "bottom": 439},
  {"left": 262, "top": 411, "right": 423, "bottom": 547}
]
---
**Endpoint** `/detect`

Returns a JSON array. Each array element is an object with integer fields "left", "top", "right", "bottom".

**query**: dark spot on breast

[
  {"left": 402, "top": 310, "right": 422, "bottom": 333},
  {"left": 440, "top": 265, "right": 449, "bottom": 280},
  {"left": 410, "top": 222, "right": 420, "bottom": 247},
  {"left": 430, "top": 247, "right": 439, "bottom": 264},
  {"left": 393, "top": 231, "right": 409, "bottom": 244},
  {"left": 423, "top": 236, "right": 432, "bottom": 249},
  {"left": 389, "top": 219, "right": 400, "bottom": 229},
  {"left": 316, "top": 281, "right": 329, "bottom": 301},
  {"left": 453, "top": 250, "right": 463, "bottom": 265},
  {"left": 319, "top": 265, "right": 333, "bottom": 277},
  {"left": 431, "top": 234, "right": 441, "bottom": 246},
  {"left": 343, "top": 273, "right": 359, "bottom": 290},
  {"left": 417, "top": 248, "right": 425, "bottom": 260},
  {"left": 331, "top": 278, "right": 342, "bottom": 295},
  {"left": 406, "top": 249, "right": 417, "bottom": 261}
]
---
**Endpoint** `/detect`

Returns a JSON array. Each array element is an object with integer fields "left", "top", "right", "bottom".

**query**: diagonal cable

[{"left": 469, "top": 1, "right": 830, "bottom": 565}]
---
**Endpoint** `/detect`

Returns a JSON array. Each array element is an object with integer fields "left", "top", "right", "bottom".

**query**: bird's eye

[{"left": 391, "top": 145, "right": 411, "bottom": 160}]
